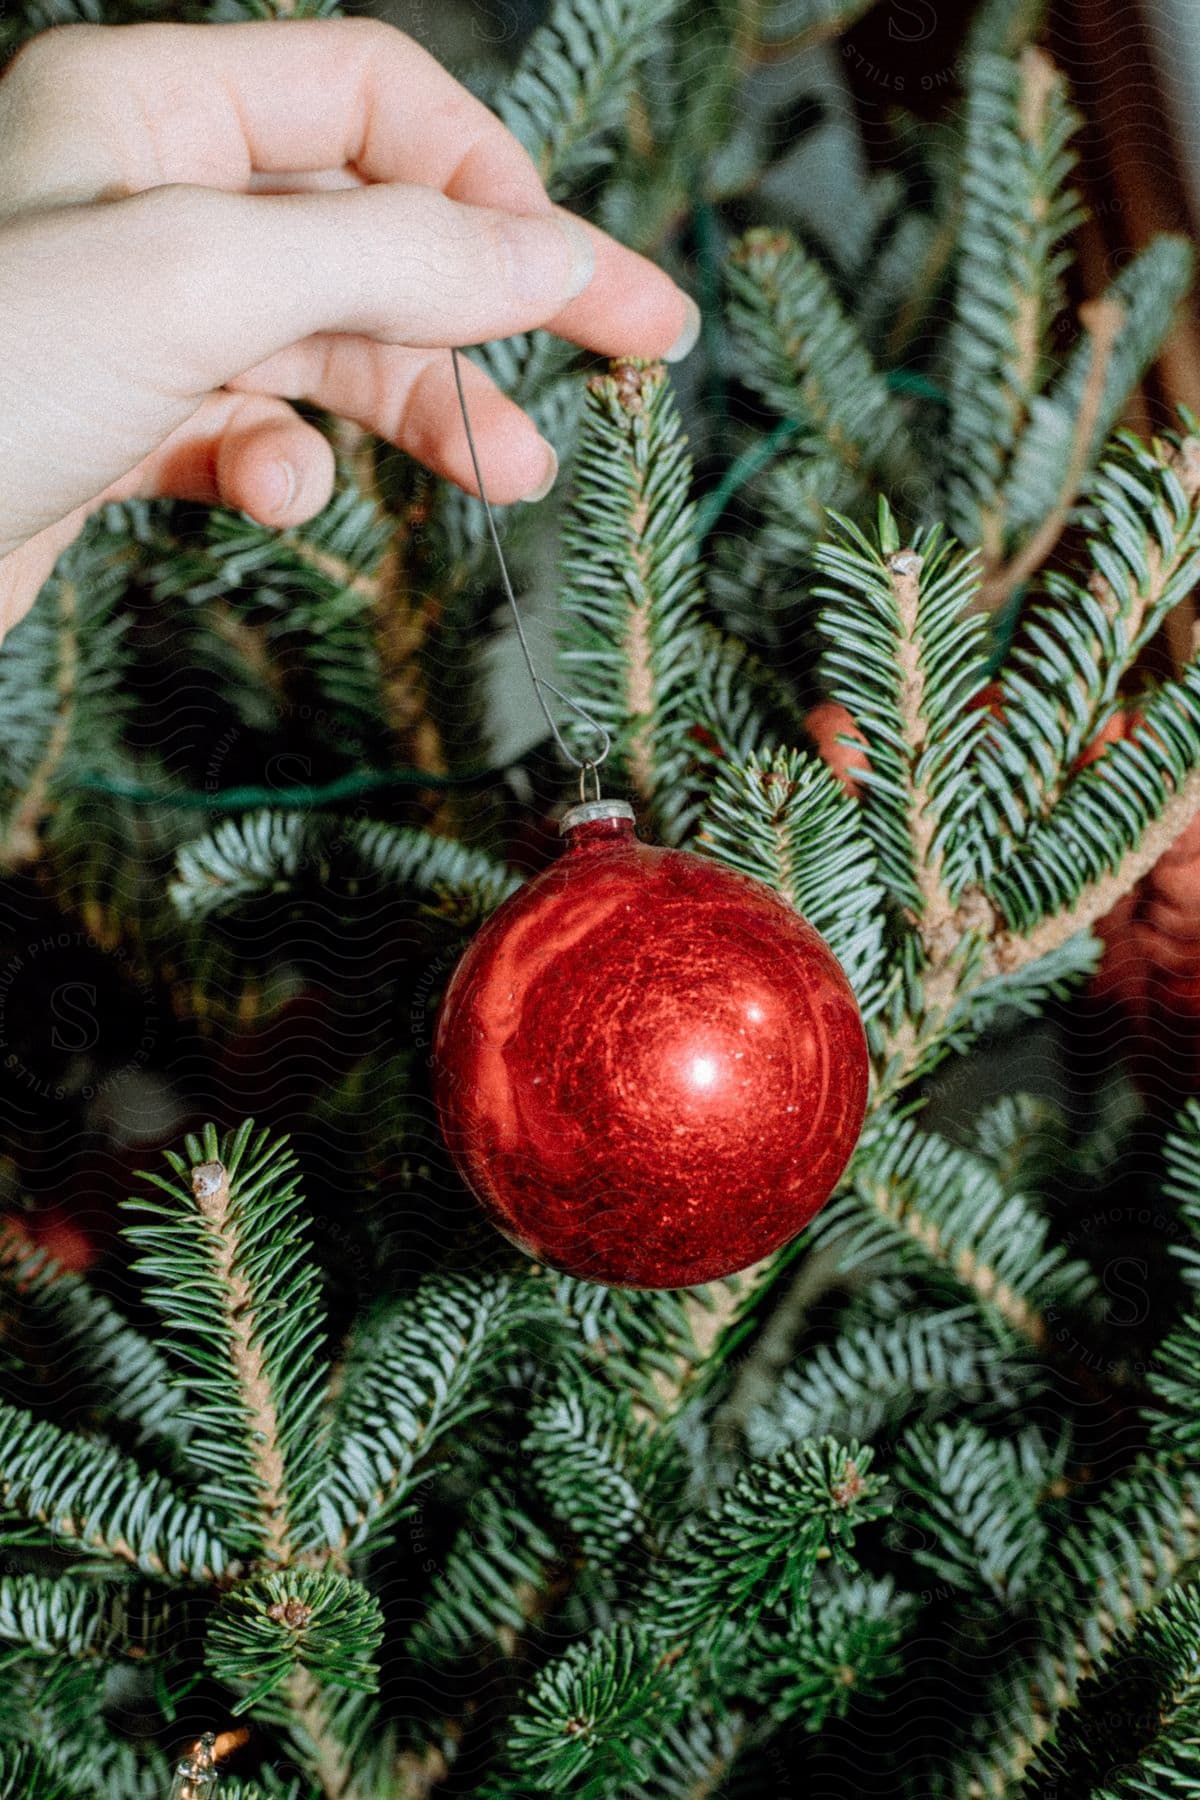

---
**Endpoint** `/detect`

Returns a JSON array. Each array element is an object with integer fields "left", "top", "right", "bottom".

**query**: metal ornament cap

[
  {"left": 559, "top": 799, "right": 636, "bottom": 834},
  {"left": 433, "top": 809, "right": 869, "bottom": 1289}
]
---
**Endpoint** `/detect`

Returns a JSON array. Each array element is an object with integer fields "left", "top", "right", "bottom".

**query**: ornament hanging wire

[{"left": 450, "top": 347, "right": 610, "bottom": 790}]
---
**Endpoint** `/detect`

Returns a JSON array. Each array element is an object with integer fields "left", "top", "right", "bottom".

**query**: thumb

[{"left": 104, "top": 182, "right": 597, "bottom": 392}]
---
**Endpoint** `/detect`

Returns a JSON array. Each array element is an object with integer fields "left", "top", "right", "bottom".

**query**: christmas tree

[{"left": 4, "top": 0, "right": 1200, "bottom": 1793}]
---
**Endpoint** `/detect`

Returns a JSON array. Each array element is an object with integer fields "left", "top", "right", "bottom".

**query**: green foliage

[
  {"left": 942, "top": 50, "right": 1083, "bottom": 548},
  {"left": 0, "top": 520, "right": 131, "bottom": 852},
  {"left": 157, "top": 480, "right": 391, "bottom": 738},
  {"left": 0, "top": 1742, "right": 75, "bottom": 1800},
  {"left": 1030, "top": 1584, "right": 1200, "bottom": 1799},
  {"left": 557, "top": 360, "right": 707, "bottom": 833},
  {"left": 0, "top": 1575, "right": 107, "bottom": 1658},
  {"left": 168, "top": 809, "right": 519, "bottom": 923},
  {"left": 0, "top": 1399, "right": 226, "bottom": 1580},
  {"left": 527, "top": 1373, "right": 648, "bottom": 1560},
  {"left": 1002, "top": 235, "right": 1195, "bottom": 538},
  {"left": 751, "top": 1571, "right": 914, "bottom": 1729},
  {"left": 500, "top": 0, "right": 684, "bottom": 190},
  {"left": 404, "top": 1483, "right": 560, "bottom": 1664},
  {"left": 989, "top": 651, "right": 1200, "bottom": 929},
  {"left": 169, "top": 810, "right": 314, "bottom": 921},
  {"left": 700, "top": 746, "right": 889, "bottom": 1015},
  {"left": 505, "top": 1624, "right": 677, "bottom": 1793},
  {"left": 813, "top": 503, "right": 991, "bottom": 910},
  {"left": 0, "top": 1231, "right": 189, "bottom": 1452},
  {"left": 893, "top": 1419, "right": 1050, "bottom": 1600},
  {"left": 727, "top": 228, "right": 917, "bottom": 489},
  {"left": 320, "top": 1273, "right": 540, "bottom": 1554},
  {"left": 815, "top": 1116, "right": 1098, "bottom": 1335},
  {"left": 976, "top": 427, "right": 1200, "bottom": 858},
  {"left": 649, "top": 1438, "right": 889, "bottom": 1641},
  {"left": 1150, "top": 1100, "right": 1200, "bottom": 1456},
  {"left": 125, "top": 1121, "right": 328, "bottom": 1559},
  {"left": 205, "top": 1570, "right": 384, "bottom": 1710},
  {"left": 6, "top": 0, "right": 1200, "bottom": 1790},
  {"left": 748, "top": 1305, "right": 1021, "bottom": 1452}
]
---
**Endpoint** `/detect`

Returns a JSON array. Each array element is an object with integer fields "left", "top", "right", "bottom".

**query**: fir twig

[{"left": 979, "top": 297, "right": 1125, "bottom": 610}]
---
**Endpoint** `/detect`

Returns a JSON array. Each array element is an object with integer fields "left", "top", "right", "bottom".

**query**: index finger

[
  {"left": 0, "top": 18, "right": 548, "bottom": 213},
  {"left": 0, "top": 17, "right": 697, "bottom": 361}
]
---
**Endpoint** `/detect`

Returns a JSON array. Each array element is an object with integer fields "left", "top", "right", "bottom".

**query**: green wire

[
  {"left": 694, "top": 418, "right": 805, "bottom": 539},
  {"left": 694, "top": 373, "right": 948, "bottom": 541},
  {"left": 73, "top": 761, "right": 512, "bottom": 812}
]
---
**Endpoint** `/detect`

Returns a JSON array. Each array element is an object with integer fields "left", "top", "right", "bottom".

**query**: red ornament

[{"left": 433, "top": 801, "right": 869, "bottom": 1288}]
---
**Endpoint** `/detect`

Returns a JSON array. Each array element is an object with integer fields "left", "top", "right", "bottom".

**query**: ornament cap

[{"left": 559, "top": 799, "right": 636, "bottom": 836}]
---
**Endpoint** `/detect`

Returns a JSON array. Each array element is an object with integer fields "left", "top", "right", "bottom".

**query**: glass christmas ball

[{"left": 433, "top": 801, "right": 869, "bottom": 1288}]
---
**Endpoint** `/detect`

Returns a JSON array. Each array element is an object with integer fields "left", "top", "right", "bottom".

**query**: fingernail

[
  {"left": 556, "top": 214, "right": 596, "bottom": 300},
  {"left": 500, "top": 213, "right": 595, "bottom": 307},
  {"left": 522, "top": 442, "right": 559, "bottom": 503},
  {"left": 268, "top": 461, "right": 298, "bottom": 517},
  {"left": 664, "top": 294, "right": 702, "bottom": 363}
]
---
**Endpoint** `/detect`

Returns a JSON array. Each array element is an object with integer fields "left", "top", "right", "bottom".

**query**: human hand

[{"left": 0, "top": 19, "right": 699, "bottom": 642}]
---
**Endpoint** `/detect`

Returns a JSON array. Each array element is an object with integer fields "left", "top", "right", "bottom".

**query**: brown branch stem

[
  {"left": 285, "top": 1670, "right": 358, "bottom": 1800},
  {"left": 979, "top": 296, "right": 1126, "bottom": 613},
  {"left": 191, "top": 1159, "right": 293, "bottom": 1567},
  {"left": 996, "top": 760, "right": 1200, "bottom": 974}
]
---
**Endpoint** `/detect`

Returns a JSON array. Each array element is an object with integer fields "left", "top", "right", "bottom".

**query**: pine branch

[
  {"left": 814, "top": 1119, "right": 1096, "bottom": 1347},
  {"left": 1149, "top": 1101, "right": 1200, "bottom": 1458},
  {"left": 698, "top": 746, "right": 890, "bottom": 1018},
  {"left": 205, "top": 1569, "right": 383, "bottom": 1713},
  {"left": 993, "top": 235, "right": 1195, "bottom": 601},
  {"left": 126, "top": 1122, "right": 329, "bottom": 1563},
  {"left": 405, "top": 1483, "right": 560, "bottom": 1665},
  {"left": 505, "top": 1622, "right": 684, "bottom": 1793},
  {"left": 169, "top": 811, "right": 518, "bottom": 924},
  {"left": 977, "top": 430, "right": 1200, "bottom": 846},
  {"left": 893, "top": 1419, "right": 1050, "bottom": 1602},
  {"left": 966, "top": 0, "right": 1049, "bottom": 56},
  {"left": 321, "top": 1274, "right": 540, "bottom": 1555},
  {"left": 8, "top": 1654, "right": 170, "bottom": 1797},
  {"left": 1030, "top": 1584, "right": 1200, "bottom": 1799},
  {"left": 943, "top": 50, "right": 1083, "bottom": 557},
  {"left": 0, "top": 1743, "right": 74, "bottom": 1800},
  {"left": 814, "top": 507, "right": 992, "bottom": 928},
  {"left": 748, "top": 1305, "right": 1021, "bottom": 1454},
  {"left": 499, "top": 0, "right": 684, "bottom": 192},
  {"left": 0, "top": 1575, "right": 108, "bottom": 1659},
  {"left": 0, "top": 1224, "right": 190, "bottom": 1454},
  {"left": 746, "top": 0, "right": 882, "bottom": 58},
  {"left": 965, "top": 1463, "right": 1200, "bottom": 1793},
  {"left": 169, "top": 810, "right": 315, "bottom": 921},
  {"left": 281, "top": 1671, "right": 361, "bottom": 1800},
  {"left": 346, "top": 818, "right": 519, "bottom": 916},
  {"left": 528, "top": 1373, "right": 650, "bottom": 1562},
  {"left": 727, "top": 229, "right": 917, "bottom": 487},
  {"left": 750, "top": 1570, "right": 913, "bottom": 1730},
  {"left": 170, "top": 483, "right": 392, "bottom": 740},
  {"left": 648, "top": 1439, "right": 888, "bottom": 1644},
  {"left": 558, "top": 360, "right": 706, "bottom": 832},
  {"left": 0, "top": 523, "right": 132, "bottom": 869},
  {"left": 988, "top": 660, "right": 1200, "bottom": 943},
  {"left": 0, "top": 1400, "right": 226, "bottom": 1580}
]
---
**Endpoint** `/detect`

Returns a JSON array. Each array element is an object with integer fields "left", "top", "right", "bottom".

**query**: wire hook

[{"left": 451, "top": 348, "right": 611, "bottom": 782}]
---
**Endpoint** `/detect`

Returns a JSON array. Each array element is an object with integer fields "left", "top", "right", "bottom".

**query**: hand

[{"left": 0, "top": 19, "right": 699, "bottom": 642}]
